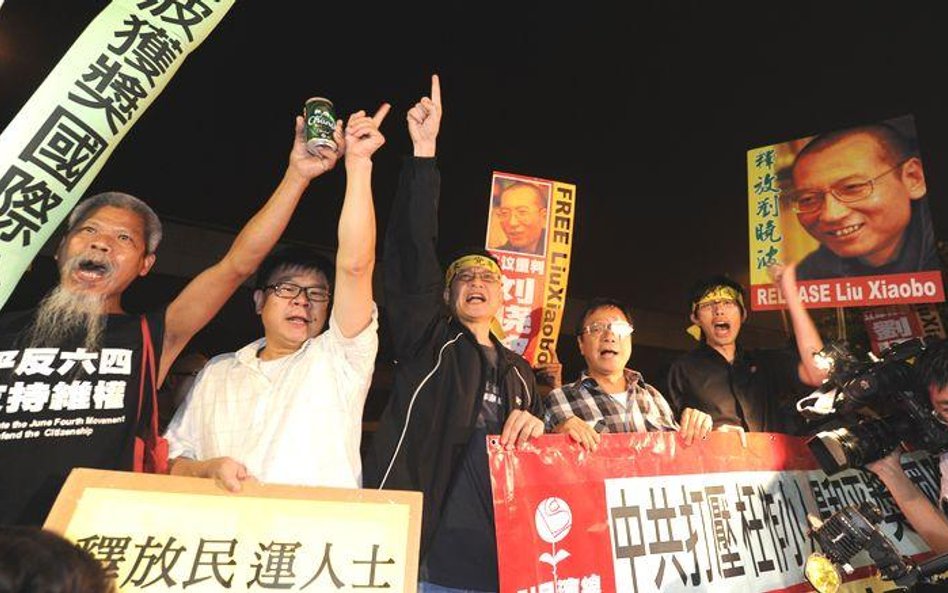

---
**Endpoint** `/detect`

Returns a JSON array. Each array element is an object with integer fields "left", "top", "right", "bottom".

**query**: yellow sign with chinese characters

[
  {"left": 486, "top": 171, "right": 576, "bottom": 365},
  {"left": 747, "top": 115, "right": 944, "bottom": 311},
  {"left": 45, "top": 469, "right": 422, "bottom": 593}
]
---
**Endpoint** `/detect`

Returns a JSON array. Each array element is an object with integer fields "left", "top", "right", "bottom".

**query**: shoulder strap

[{"left": 137, "top": 315, "right": 158, "bottom": 436}]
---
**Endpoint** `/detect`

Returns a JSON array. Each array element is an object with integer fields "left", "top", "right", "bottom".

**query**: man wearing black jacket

[{"left": 365, "top": 75, "right": 544, "bottom": 593}]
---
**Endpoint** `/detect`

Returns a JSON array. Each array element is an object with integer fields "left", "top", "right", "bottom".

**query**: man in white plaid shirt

[{"left": 544, "top": 298, "right": 713, "bottom": 450}]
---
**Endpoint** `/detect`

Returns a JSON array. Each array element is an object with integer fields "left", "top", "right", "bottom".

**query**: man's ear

[
  {"left": 901, "top": 156, "right": 927, "bottom": 200},
  {"left": 690, "top": 312, "right": 700, "bottom": 325},
  {"left": 443, "top": 286, "right": 451, "bottom": 306},
  {"left": 139, "top": 253, "right": 156, "bottom": 277},
  {"left": 253, "top": 289, "right": 265, "bottom": 315},
  {"left": 54, "top": 237, "right": 66, "bottom": 262}
]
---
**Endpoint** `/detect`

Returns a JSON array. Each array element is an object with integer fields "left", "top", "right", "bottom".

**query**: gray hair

[{"left": 67, "top": 192, "right": 163, "bottom": 254}]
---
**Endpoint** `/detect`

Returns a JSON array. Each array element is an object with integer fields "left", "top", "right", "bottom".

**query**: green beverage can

[{"left": 304, "top": 97, "right": 337, "bottom": 154}]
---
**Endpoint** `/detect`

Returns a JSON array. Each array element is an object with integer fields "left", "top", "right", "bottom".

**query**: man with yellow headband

[
  {"left": 364, "top": 75, "right": 544, "bottom": 593},
  {"left": 666, "top": 265, "right": 828, "bottom": 433}
]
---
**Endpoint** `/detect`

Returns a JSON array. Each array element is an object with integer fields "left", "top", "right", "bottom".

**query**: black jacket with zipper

[{"left": 364, "top": 157, "right": 540, "bottom": 559}]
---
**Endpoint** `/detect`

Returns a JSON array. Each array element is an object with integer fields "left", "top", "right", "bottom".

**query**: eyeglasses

[
  {"left": 788, "top": 160, "right": 908, "bottom": 215},
  {"left": 582, "top": 320, "right": 634, "bottom": 337},
  {"left": 266, "top": 282, "right": 331, "bottom": 302},
  {"left": 697, "top": 299, "right": 739, "bottom": 313},
  {"left": 495, "top": 206, "right": 539, "bottom": 220},
  {"left": 454, "top": 270, "right": 501, "bottom": 284}
]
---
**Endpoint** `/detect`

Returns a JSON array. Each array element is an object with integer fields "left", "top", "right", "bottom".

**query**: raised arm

[
  {"left": 332, "top": 105, "right": 389, "bottom": 337},
  {"left": 409, "top": 73, "right": 440, "bottom": 159},
  {"left": 383, "top": 74, "right": 446, "bottom": 359},
  {"left": 160, "top": 117, "right": 345, "bottom": 382},
  {"left": 770, "top": 262, "right": 827, "bottom": 386}
]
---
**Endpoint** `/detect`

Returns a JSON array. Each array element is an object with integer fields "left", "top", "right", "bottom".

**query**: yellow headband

[
  {"left": 444, "top": 254, "right": 502, "bottom": 286},
  {"left": 686, "top": 285, "right": 745, "bottom": 341},
  {"left": 694, "top": 286, "right": 743, "bottom": 312},
  {"left": 444, "top": 254, "right": 507, "bottom": 341}
]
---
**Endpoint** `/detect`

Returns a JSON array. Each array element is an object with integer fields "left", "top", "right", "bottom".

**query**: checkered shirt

[{"left": 544, "top": 369, "right": 680, "bottom": 433}]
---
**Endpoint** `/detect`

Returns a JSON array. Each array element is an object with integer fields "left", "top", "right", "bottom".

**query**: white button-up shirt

[{"left": 165, "top": 307, "right": 378, "bottom": 488}]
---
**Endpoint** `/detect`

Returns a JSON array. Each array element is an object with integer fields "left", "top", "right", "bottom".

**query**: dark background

[{"left": 2, "top": 1, "right": 946, "bottom": 405}]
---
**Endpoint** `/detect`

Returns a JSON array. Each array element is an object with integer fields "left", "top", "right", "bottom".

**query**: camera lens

[{"left": 807, "top": 419, "right": 899, "bottom": 475}]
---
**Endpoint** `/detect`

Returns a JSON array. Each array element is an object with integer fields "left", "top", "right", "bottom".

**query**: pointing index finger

[
  {"left": 372, "top": 103, "right": 391, "bottom": 125},
  {"left": 430, "top": 74, "right": 441, "bottom": 107}
]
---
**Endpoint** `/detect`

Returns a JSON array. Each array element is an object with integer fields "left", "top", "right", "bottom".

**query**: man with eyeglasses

[
  {"left": 492, "top": 182, "right": 548, "bottom": 255},
  {"left": 544, "top": 298, "right": 714, "bottom": 452},
  {"left": 165, "top": 105, "right": 389, "bottom": 492},
  {"left": 364, "top": 75, "right": 544, "bottom": 593},
  {"left": 788, "top": 123, "right": 939, "bottom": 281},
  {"left": 666, "top": 265, "right": 828, "bottom": 434},
  {"left": 1, "top": 108, "right": 352, "bottom": 526}
]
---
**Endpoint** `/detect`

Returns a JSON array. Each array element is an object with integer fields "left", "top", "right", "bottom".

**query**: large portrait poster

[
  {"left": 490, "top": 433, "right": 938, "bottom": 593},
  {"left": 486, "top": 172, "right": 576, "bottom": 365},
  {"left": 747, "top": 114, "right": 944, "bottom": 310}
]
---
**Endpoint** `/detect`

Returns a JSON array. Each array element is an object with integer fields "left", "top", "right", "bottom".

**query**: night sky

[{"left": 2, "top": 0, "right": 947, "bottom": 317}]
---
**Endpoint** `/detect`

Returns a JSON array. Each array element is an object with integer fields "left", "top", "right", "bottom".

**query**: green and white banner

[{"left": 0, "top": 0, "right": 234, "bottom": 310}]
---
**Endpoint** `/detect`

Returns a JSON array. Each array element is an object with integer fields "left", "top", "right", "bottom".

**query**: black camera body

[
  {"left": 808, "top": 502, "right": 948, "bottom": 591},
  {"left": 806, "top": 338, "right": 948, "bottom": 476}
]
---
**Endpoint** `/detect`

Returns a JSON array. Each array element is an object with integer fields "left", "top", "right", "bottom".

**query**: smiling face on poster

[
  {"left": 489, "top": 178, "right": 551, "bottom": 257},
  {"left": 747, "top": 115, "right": 944, "bottom": 311}
]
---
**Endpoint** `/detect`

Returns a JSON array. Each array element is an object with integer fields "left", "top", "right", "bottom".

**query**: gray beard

[{"left": 27, "top": 285, "right": 107, "bottom": 352}]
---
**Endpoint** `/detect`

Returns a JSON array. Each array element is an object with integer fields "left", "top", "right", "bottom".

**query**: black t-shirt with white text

[{"left": 0, "top": 308, "right": 164, "bottom": 525}]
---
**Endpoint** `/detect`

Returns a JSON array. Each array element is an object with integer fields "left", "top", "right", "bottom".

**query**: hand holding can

[{"left": 304, "top": 97, "right": 338, "bottom": 154}]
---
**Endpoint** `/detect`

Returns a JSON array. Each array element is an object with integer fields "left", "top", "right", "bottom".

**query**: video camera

[
  {"left": 801, "top": 338, "right": 948, "bottom": 475},
  {"left": 805, "top": 502, "right": 948, "bottom": 592}
]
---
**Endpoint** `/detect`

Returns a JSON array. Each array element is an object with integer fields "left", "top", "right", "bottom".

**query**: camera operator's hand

[
  {"left": 866, "top": 448, "right": 905, "bottom": 480},
  {"left": 867, "top": 447, "right": 948, "bottom": 554}
]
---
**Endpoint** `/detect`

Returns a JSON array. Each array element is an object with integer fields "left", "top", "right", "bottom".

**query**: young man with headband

[{"left": 666, "top": 264, "right": 827, "bottom": 434}]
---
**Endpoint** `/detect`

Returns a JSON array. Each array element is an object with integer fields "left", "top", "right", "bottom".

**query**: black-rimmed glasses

[{"left": 266, "top": 282, "right": 331, "bottom": 302}]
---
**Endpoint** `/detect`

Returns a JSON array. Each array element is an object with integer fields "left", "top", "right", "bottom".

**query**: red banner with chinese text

[
  {"left": 862, "top": 304, "right": 947, "bottom": 356},
  {"left": 489, "top": 433, "right": 937, "bottom": 593}
]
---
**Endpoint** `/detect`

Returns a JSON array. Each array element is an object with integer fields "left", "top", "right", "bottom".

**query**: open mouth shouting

[
  {"left": 71, "top": 256, "right": 114, "bottom": 284},
  {"left": 465, "top": 291, "right": 487, "bottom": 304},
  {"left": 711, "top": 320, "right": 732, "bottom": 338},
  {"left": 285, "top": 313, "right": 312, "bottom": 327},
  {"left": 599, "top": 348, "right": 619, "bottom": 360}
]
